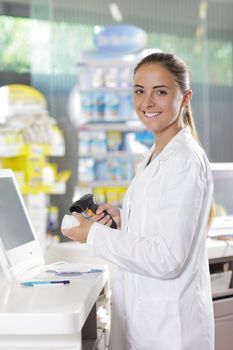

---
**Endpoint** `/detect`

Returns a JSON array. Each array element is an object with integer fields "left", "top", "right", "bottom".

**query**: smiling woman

[{"left": 62, "top": 52, "right": 215, "bottom": 350}]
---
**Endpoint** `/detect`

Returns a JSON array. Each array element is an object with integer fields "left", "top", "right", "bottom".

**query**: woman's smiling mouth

[{"left": 144, "top": 111, "right": 161, "bottom": 118}]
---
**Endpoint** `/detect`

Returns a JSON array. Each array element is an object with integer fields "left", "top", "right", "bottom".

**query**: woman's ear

[{"left": 183, "top": 90, "right": 192, "bottom": 106}]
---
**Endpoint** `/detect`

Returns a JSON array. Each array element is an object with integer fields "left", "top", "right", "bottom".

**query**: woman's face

[{"left": 133, "top": 63, "right": 189, "bottom": 136}]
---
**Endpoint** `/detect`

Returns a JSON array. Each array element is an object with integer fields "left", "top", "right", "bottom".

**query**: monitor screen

[
  {"left": 0, "top": 177, "right": 35, "bottom": 250},
  {"left": 211, "top": 163, "right": 233, "bottom": 217},
  {"left": 0, "top": 169, "right": 44, "bottom": 278}
]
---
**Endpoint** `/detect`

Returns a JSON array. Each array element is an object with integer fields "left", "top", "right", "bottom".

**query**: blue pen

[{"left": 20, "top": 280, "right": 70, "bottom": 287}]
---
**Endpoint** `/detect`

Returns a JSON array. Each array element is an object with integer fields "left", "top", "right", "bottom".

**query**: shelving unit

[
  {"left": 0, "top": 84, "right": 71, "bottom": 250},
  {"left": 76, "top": 123, "right": 152, "bottom": 205},
  {"left": 72, "top": 57, "right": 154, "bottom": 206}
]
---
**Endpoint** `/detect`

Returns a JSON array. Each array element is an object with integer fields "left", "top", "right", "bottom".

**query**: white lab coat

[{"left": 87, "top": 127, "right": 214, "bottom": 350}]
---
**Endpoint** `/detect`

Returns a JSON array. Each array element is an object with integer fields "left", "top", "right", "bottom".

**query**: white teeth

[{"left": 144, "top": 112, "right": 160, "bottom": 118}]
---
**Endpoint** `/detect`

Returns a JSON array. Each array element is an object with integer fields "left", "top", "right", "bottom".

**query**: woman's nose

[{"left": 141, "top": 93, "right": 155, "bottom": 108}]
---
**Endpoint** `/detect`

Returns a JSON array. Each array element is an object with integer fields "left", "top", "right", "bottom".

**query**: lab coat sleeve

[{"left": 87, "top": 155, "right": 208, "bottom": 279}]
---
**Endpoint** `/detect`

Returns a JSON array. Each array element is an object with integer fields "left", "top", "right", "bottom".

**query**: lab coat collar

[
  {"left": 143, "top": 126, "right": 192, "bottom": 167},
  {"left": 158, "top": 126, "right": 192, "bottom": 161}
]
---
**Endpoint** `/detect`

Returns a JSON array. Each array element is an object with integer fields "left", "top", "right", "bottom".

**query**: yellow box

[{"left": 1, "top": 144, "right": 46, "bottom": 188}]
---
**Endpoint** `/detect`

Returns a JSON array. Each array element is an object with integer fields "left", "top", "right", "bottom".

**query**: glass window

[{"left": 0, "top": 15, "right": 30, "bottom": 73}]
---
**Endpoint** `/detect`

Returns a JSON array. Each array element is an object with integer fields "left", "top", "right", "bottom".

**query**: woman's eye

[
  {"left": 156, "top": 90, "right": 167, "bottom": 96},
  {"left": 134, "top": 89, "right": 143, "bottom": 95}
]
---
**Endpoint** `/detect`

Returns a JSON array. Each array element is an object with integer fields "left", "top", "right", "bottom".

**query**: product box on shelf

[
  {"left": 1, "top": 144, "right": 45, "bottom": 190},
  {"left": 0, "top": 129, "right": 25, "bottom": 157}
]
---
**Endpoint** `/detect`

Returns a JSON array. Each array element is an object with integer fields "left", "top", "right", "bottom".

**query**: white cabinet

[
  {"left": 214, "top": 296, "right": 233, "bottom": 350},
  {"left": 45, "top": 242, "right": 111, "bottom": 350},
  {"left": 208, "top": 247, "right": 233, "bottom": 350}
]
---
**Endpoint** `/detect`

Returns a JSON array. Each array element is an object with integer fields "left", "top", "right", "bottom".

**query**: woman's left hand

[
  {"left": 61, "top": 212, "right": 93, "bottom": 243},
  {"left": 61, "top": 211, "right": 111, "bottom": 243}
]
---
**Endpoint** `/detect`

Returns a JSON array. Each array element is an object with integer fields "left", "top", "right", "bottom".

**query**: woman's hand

[
  {"left": 61, "top": 212, "right": 93, "bottom": 243},
  {"left": 61, "top": 209, "right": 116, "bottom": 242},
  {"left": 61, "top": 203, "right": 121, "bottom": 242},
  {"left": 95, "top": 203, "right": 121, "bottom": 228}
]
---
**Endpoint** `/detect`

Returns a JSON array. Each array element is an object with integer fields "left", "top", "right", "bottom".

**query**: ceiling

[{"left": 0, "top": 0, "right": 233, "bottom": 37}]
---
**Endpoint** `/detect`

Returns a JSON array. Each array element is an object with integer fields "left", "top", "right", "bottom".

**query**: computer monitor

[
  {"left": 210, "top": 162, "right": 233, "bottom": 230},
  {"left": 0, "top": 169, "right": 44, "bottom": 278}
]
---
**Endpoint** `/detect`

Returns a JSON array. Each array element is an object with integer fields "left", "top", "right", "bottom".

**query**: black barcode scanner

[{"left": 69, "top": 193, "right": 117, "bottom": 229}]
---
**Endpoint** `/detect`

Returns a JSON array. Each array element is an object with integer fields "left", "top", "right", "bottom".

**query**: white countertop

[
  {"left": 0, "top": 268, "right": 108, "bottom": 336},
  {"left": 0, "top": 238, "right": 231, "bottom": 348},
  {"left": 207, "top": 238, "right": 233, "bottom": 260}
]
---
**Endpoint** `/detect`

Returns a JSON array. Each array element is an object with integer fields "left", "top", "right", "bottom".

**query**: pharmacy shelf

[
  {"left": 79, "top": 121, "right": 145, "bottom": 132},
  {"left": 79, "top": 86, "right": 132, "bottom": 94},
  {"left": 0, "top": 145, "right": 24, "bottom": 157},
  {"left": 78, "top": 57, "right": 136, "bottom": 68},
  {"left": 20, "top": 182, "right": 67, "bottom": 195},
  {"left": 79, "top": 180, "right": 130, "bottom": 187},
  {"left": 0, "top": 145, "right": 65, "bottom": 158},
  {"left": 80, "top": 151, "right": 144, "bottom": 160}
]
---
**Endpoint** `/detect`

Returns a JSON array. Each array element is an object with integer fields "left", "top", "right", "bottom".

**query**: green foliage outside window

[{"left": 0, "top": 16, "right": 30, "bottom": 73}]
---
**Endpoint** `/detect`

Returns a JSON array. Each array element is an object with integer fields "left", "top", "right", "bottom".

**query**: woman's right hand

[{"left": 94, "top": 203, "right": 121, "bottom": 228}]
